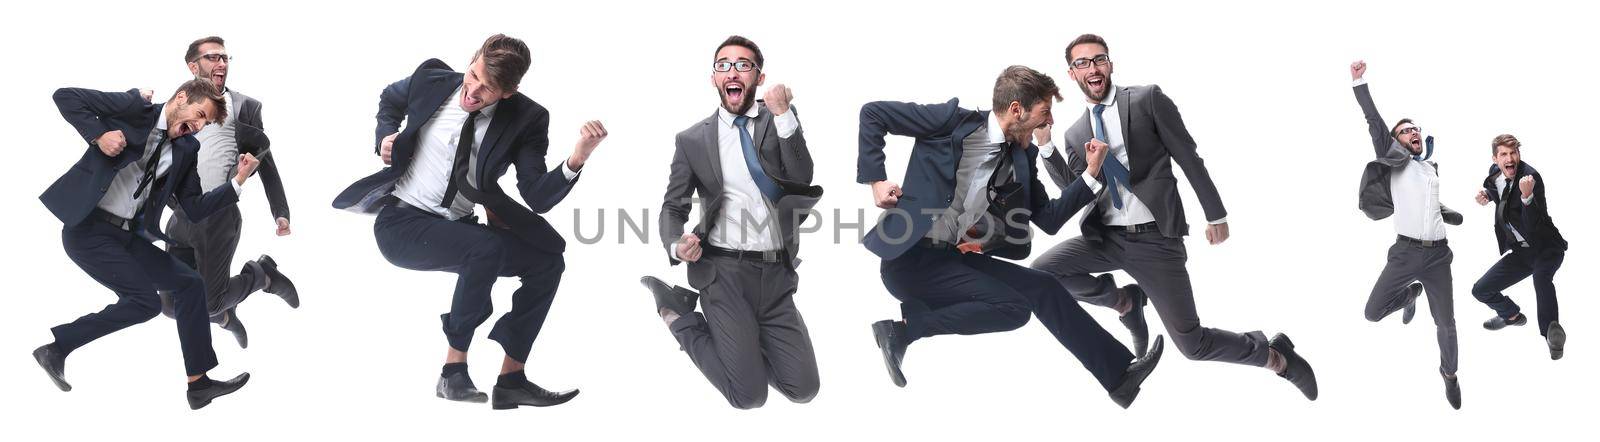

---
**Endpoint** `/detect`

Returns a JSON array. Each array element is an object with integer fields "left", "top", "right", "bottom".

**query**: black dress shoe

[
  {"left": 187, "top": 373, "right": 250, "bottom": 410},
  {"left": 1547, "top": 321, "right": 1566, "bottom": 360},
  {"left": 1109, "top": 335, "right": 1165, "bottom": 409},
  {"left": 436, "top": 372, "right": 488, "bottom": 403},
  {"left": 33, "top": 343, "right": 70, "bottom": 392},
  {"left": 872, "top": 320, "right": 909, "bottom": 388},
  {"left": 1268, "top": 333, "right": 1318, "bottom": 401},
  {"left": 219, "top": 309, "right": 248, "bottom": 349},
  {"left": 1442, "top": 374, "right": 1461, "bottom": 409},
  {"left": 1483, "top": 314, "right": 1527, "bottom": 331},
  {"left": 257, "top": 255, "right": 299, "bottom": 308},
  {"left": 1401, "top": 282, "right": 1422, "bottom": 325},
  {"left": 641, "top": 276, "right": 697, "bottom": 317},
  {"left": 1119, "top": 284, "right": 1150, "bottom": 358},
  {"left": 492, "top": 380, "right": 579, "bottom": 409}
]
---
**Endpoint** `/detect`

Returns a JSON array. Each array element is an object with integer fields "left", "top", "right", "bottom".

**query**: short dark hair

[
  {"left": 714, "top": 35, "right": 764, "bottom": 69},
  {"left": 1065, "top": 34, "right": 1109, "bottom": 61},
  {"left": 1391, "top": 118, "right": 1415, "bottom": 139},
  {"left": 992, "top": 65, "right": 1061, "bottom": 113},
  {"left": 185, "top": 36, "right": 225, "bottom": 63},
  {"left": 172, "top": 78, "right": 228, "bottom": 123},
  {"left": 1492, "top": 133, "right": 1522, "bottom": 154},
  {"left": 472, "top": 34, "right": 532, "bottom": 92}
]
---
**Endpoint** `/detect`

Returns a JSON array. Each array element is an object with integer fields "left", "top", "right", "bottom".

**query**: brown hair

[
  {"left": 171, "top": 78, "right": 228, "bottom": 123},
  {"left": 1065, "top": 34, "right": 1109, "bottom": 61},
  {"left": 472, "top": 34, "right": 532, "bottom": 92},
  {"left": 1491, "top": 133, "right": 1521, "bottom": 154},
  {"left": 992, "top": 65, "right": 1061, "bottom": 113},
  {"left": 185, "top": 36, "right": 225, "bottom": 63},
  {"left": 715, "top": 35, "right": 765, "bottom": 68},
  {"left": 1391, "top": 118, "right": 1415, "bottom": 139}
]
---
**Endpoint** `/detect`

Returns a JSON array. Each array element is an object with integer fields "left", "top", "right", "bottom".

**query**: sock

[
  {"left": 1266, "top": 349, "right": 1287, "bottom": 374},
  {"left": 661, "top": 309, "right": 682, "bottom": 327},
  {"left": 441, "top": 362, "right": 469, "bottom": 378},
  {"left": 1113, "top": 290, "right": 1133, "bottom": 316},
  {"left": 497, "top": 370, "right": 529, "bottom": 387},
  {"left": 188, "top": 375, "right": 215, "bottom": 391}
]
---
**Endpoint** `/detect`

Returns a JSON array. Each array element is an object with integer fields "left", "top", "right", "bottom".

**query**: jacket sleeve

[
  {"left": 1353, "top": 83, "right": 1398, "bottom": 159},
  {"left": 53, "top": 88, "right": 146, "bottom": 144},
  {"left": 513, "top": 109, "right": 576, "bottom": 213},
  {"left": 857, "top": 100, "right": 959, "bottom": 183},
  {"left": 772, "top": 105, "right": 814, "bottom": 185},
  {"left": 375, "top": 77, "right": 410, "bottom": 155},
  {"left": 659, "top": 134, "right": 698, "bottom": 265},
  {"left": 1150, "top": 85, "right": 1227, "bottom": 223}
]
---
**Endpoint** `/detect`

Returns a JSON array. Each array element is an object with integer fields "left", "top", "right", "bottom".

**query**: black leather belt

[
  {"left": 702, "top": 244, "right": 782, "bottom": 263},
  {"left": 1111, "top": 222, "right": 1160, "bottom": 234},
  {"left": 90, "top": 208, "right": 133, "bottom": 231},
  {"left": 391, "top": 199, "right": 477, "bottom": 223},
  {"left": 1397, "top": 235, "right": 1448, "bottom": 247}
]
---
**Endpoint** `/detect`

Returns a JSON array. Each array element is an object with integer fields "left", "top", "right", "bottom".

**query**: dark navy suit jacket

[
  {"left": 333, "top": 59, "right": 578, "bottom": 253},
  {"left": 41, "top": 88, "right": 239, "bottom": 242}
]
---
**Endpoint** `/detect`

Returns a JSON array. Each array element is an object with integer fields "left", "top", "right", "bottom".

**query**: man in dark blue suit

[
  {"left": 34, "top": 79, "right": 257, "bottom": 410},
  {"left": 333, "top": 34, "right": 607, "bottom": 409},
  {"left": 860, "top": 66, "right": 1163, "bottom": 408},
  {"left": 1471, "top": 134, "right": 1569, "bottom": 360}
]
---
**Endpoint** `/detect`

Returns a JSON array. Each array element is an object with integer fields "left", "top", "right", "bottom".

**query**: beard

[
  {"left": 1077, "top": 74, "right": 1111, "bottom": 102},
  {"left": 721, "top": 85, "right": 756, "bottom": 115}
]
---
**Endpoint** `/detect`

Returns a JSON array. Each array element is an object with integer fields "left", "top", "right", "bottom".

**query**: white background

[{"left": 2, "top": 0, "right": 1594, "bottom": 440}]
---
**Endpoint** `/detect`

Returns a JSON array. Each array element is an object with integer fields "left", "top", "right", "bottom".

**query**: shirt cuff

[
  {"left": 1521, "top": 195, "right": 1534, "bottom": 206},
  {"left": 560, "top": 160, "right": 580, "bottom": 181},
  {"left": 772, "top": 110, "right": 800, "bottom": 138},
  {"left": 1039, "top": 141, "right": 1057, "bottom": 158},
  {"left": 1208, "top": 217, "right": 1227, "bottom": 225},
  {"left": 231, "top": 177, "right": 245, "bottom": 195},
  {"left": 1080, "top": 172, "right": 1102, "bottom": 193},
  {"left": 1352, "top": 78, "right": 1368, "bottom": 87}
]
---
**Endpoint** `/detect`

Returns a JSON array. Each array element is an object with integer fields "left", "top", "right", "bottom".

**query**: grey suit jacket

[
  {"left": 1041, "top": 84, "right": 1226, "bottom": 239},
  {"left": 659, "top": 102, "right": 822, "bottom": 289},
  {"left": 1352, "top": 83, "right": 1462, "bottom": 225}
]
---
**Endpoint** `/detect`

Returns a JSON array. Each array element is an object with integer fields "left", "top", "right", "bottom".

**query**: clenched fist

[
  {"left": 380, "top": 131, "right": 398, "bottom": 165},
  {"left": 567, "top": 120, "right": 608, "bottom": 171},
  {"left": 764, "top": 84, "right": 793, "bottom": 116},
  {"left": 275, "top": 217, "right": 292, "bottom": 236},
  {"left": 871, "top": 181, "right": 902, "bottom": 209},
  {"left": 1519, "top": 175, "right": 1535, "bottom": 199},
  {"left": 1475, "top": 189, "right": 1490, "bottom": 206},
  {"left": 1032, "top": 123, "right": 1053, "bottom": 146},
  {"left": 1351, "top": 60, "right": 1367, "bottom": 81},
  {"left": 96, "top": 130, "right": 128, "bottom": 157},
  {"left": 233, "top": 153, "right": 260, "bottom": 186},
  {"left": 139, "top": 89, "right": 155, "bottom": 102},
  {"left": 675, "top": 232, "right": 703, "bottom": 263},
  {"left": 1084, "top": 139, "right": 1109, "bottom": 178}
]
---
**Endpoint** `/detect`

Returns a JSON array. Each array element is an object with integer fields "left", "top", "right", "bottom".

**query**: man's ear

[
  {"left": 188, "top": 61, "right": 201, "bottom": 78},
  {"left": 756, "top": 72, "right": 766, "bottom": 87}
]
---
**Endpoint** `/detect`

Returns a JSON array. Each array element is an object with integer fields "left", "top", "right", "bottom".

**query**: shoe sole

[
  {"left": 34, "top": 351, "right": 71, "bottom": 392},
  {"left": 436, "top": 391, "right": 489, "bottom": 403},
  {"left": 1549, "top": 325, "right": 1566, "bottom": 360},
  {"left": 872, "top": 322, "right": 907, "bottom": 388},
  {"left": 491, "top": 391, "right": 579, "bottom": 409}
]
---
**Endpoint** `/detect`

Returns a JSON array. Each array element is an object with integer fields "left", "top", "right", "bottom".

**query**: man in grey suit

[
  {"left": 1031, "top": 34, "right": 1317, "bottom": 400},
  {"left": 1349, "top": 60, "right": 1464, "bottom": 409},
  {"left": 641, "top": 36, "right": 823, "bottom": 409},
  {"left": 159, "top": 36, "right": 300, "bottom": 349}
]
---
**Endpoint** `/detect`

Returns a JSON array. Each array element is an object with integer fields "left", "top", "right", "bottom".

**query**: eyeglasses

[
  {"left": 1397, "top": 126, "right": 1420, "bottom": 135},
  {"left": 713, "top": 60, "right": 759, "bottom": 72},
  {"left": 196, "top": 53, "right": 232, "bottom": 63},
  {"left": 1070, "top": 54, "right": 1111, "bottom": 70}
]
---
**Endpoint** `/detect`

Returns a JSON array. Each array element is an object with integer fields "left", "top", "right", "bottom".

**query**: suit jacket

[
  {"left": 1482, "top": 161, "right": 1566, "bottom": 254},
  {"left": 1351, "top": 83, "right": 1463, "bottom": 225},
  {"left": 660, "top": 103, "right": 823, "bottom": 288},
  {"left": 40, "top": 88, "right": 239, "bottom": 242},
  {"left": 229, "top": 90, "right": 291, "bottom": 221},
  {"left": 332, "top": 59, "right": 579, "bottom": 253},
  {"left": 1040, "top": 85, "right": 1226, "bottom": 240},
  {"left": 857, "top": 98, "right": 1097, "bottom": 261}
]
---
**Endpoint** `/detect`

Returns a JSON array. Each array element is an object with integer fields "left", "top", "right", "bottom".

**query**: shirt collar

[
  {"left": 154, "top": 104, "right": 168, "bottom": 136},
  {"left": 717, "top": 104, "right": 760, "bottom": 128},
  {"left": 1085, "top": 84, "right": 1118, "bottom": 111},
  {"left": 984, "top": 111, "right": 1007, "bottom": 145}
]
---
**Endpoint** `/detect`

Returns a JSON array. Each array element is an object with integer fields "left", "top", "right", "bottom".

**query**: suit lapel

[
  {"left": 1116, "top": 87, "right": 1135, "bottom": 177},
  {"left": 477, "top": 99, "right": 515, "bottom": 185},
  {"left": 700, "top": 110, "right": 725, "bottom": 189}
]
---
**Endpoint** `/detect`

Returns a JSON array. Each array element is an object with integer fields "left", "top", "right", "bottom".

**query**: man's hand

[
  {"left": 139, "top": 89, "right": 155, "bottom": 102},
  {"left": 1205, "top": 222, "right": 1230, "bottom": 245},
  {"left": 1351, "top": 60, "right": 1367, "bottom": 81},
  {"left": 275, "top": 217, "right": 292, "bottom": 236},
  {"left": 1475, "top": 189, "right": 1491, "bottom": 206},
  {"left": 567, "top": 120, "right": 607, "bottom": 171},
  {"left": 675, "top": 232, "right": 703, "bottom": 263},
  {"left": 764, "top": 84, "right": 793, "bottom": 116},
  {"left": 233, "top": 153, "right": 260, "bottom": 186},
  {"left": 380, "top": 132, "right": 398, "bottom": 165},
  {"left": 96, "top": 130, "right": 127, "bottom": 157},
  {"left": 871, "top": 181, "right": 902, "bottom": 209},
  {"left": 1519, "top": 175, "right": 1535, "bottom": 200},
  {"left": 1084, "top": 139, "right": 1109, "bottom": 179},
  {"left": 1032, "top": 123, "right": 1053, "bottom": 146}
]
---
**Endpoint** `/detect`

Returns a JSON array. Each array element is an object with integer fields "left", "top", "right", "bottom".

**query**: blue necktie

[
  {"left": 734, "top": 115, "right": 782, "bottom": 203},
  {"left": 1093, "top": 104, "right": 1130, "bottom": 209}
]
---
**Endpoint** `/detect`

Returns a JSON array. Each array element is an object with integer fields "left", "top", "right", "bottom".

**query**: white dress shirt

[
  {"left": 1390, "top": 158, "right": 1448, "bottom": 241},
  {"left": 193, "top": 91, "right": 238, "bottom": 192},
  {"left": 1041, "top": 85, "right": 1224, "bottom": 226},
  {"left": 926, "top": 112, "right": 1007, "bottom": 245},
  {"left": 96, "top": 109, "right": 243, "bottom": 219},
  {"left": 702, "top": 104, "right": 799, "bottom": 252},
  {"left": 392, "top": 86, "right": 578, "bottom": 220},
  {"left": 1495, "top": 175, "right": 1535, "bottom": 242}
]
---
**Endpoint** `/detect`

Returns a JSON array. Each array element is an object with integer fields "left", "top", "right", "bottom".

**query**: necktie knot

[{"left": 733, "top": 115, "right": 749, "bottom": 127}]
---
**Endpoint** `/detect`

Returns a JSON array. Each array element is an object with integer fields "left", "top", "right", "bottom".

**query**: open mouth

[
  {"left": 723, "top": 82, "right": 745, "bottom": 103},
  {"left": 1410, "top": 138, "right": 1423, "bottom": 147},
  {"left": 463, "top": 94, "right": 482, "bottom": 109},
  {"left": 1086, "top": 75, "right": 1106, "bottom": 89}
]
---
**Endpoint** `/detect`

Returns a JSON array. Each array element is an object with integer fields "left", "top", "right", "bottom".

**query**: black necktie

[
  {"left": 1499, "top": 179, "right": 1515, "bottom": 233},
  {"left": 131, "top": 130, "right": 168, "bottom": 200},
  {"left": 440, "top": 111, "right": 482, "bottom": 208}
]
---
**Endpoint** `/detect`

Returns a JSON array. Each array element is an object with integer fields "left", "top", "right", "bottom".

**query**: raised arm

[
  {"left": 1351, "top": 60, "right": 1397, "bottom": 159},
  {"left": 53, "top": 88, "right": 146, "bottom": 145},
  {"left": 764, "top": 86, "right": 813, "bottom": 184},
  {"left": 856, "top": 99, "right": 960, "bottom": 183}
]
